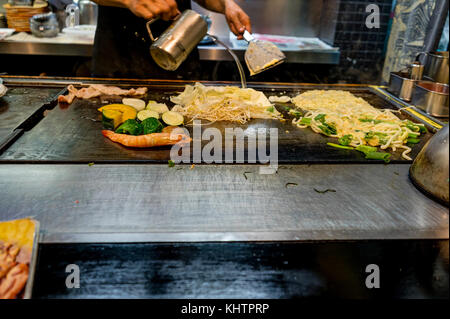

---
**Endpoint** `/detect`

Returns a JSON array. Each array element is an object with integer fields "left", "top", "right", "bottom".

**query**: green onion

[
  {"left": 290, "top": 110, "right": 302, "bottom": 119},
  {"left": 327, "top": 143, "right": 355, "bottom": 150},
  {"left": 360, "top": 118, "right": 382, "bottom": 124},
  {"left": 408, "top": 133, "right": 420, "bottom": 138},
  {"left": 407, "top": 138, "right": 420, "bottom": 144},
  {"left": 418, "top": 125, "right": 428, "bottom": 133},
  {"left": 319, "top": 124, "right": 337, "bottom": 136},
  {"left": 364, "top": 151, "right": 391, "bottom": 163},
  {"left": 314, "top": 114, "right": 326, "bottom": 122},
  {"left": 338, "top": 134, "right": 353, "bottom": 146},
  {"left": 299, "top": 117, "right": 311, "bottom": 125},
  {"left": 356, "top": 145, "right": 377, "bottom": 154},
  {"left": 266, "top": 106, "right": 275, "bottom": 113}
]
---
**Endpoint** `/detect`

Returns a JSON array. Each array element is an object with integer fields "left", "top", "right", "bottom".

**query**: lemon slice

[{"left": 162, "top": 111, "right": 184, "bottom": 126}]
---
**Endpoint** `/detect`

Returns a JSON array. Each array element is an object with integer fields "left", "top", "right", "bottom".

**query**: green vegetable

[
  {"left": 266, "top": 106, "right": 275, "bottom": 113},
  {"left": 360, "top": 118, "right": 382, "bottom": 124},
  {"left": 314, "top": 114, "right": 326, "bottom": 123},
  {"left": 418, "top": 124, "right": 428, "bottom": 133},
  {"left": 290, "top": 110, "right": 302, "bottom": 119},
  {"left": 162, "top": 111, "right": 184, "bottom": 126},
  {"left": 364, "top": 131, "right": 375, "bottom": 140},
  {"left": 141, "top": 117, "right": 163, "bottom": 134},
  {"left": 408, "top": 133, "right": 420, "bottom": 138},
  {"left": 364, "top": 151, "right": 391, "bottom": 163},
  {"left": 115, "top": 119, "right": 143, "bottom": 135},
  {"left": 168, "top": 160, "right": 175, "bottom": 167},
  {"left": 407, "top": 138, "right": 420, "bottom": 144},
  {"left": 318, "top": 123, "right": 337, "bottom": 136},
  {"left": 299, "top": 117, "right": 311, "bottom": 125},
  {"left": 406, "top": 121, "right": 420, "bottom": 132},
  {"left": 327, "top": 143, "right": 354, "bottom": 150},
  {"left": 356, "top": 145, "right": 377, "bottom": 154},
  {"left": 338, "top": 135, "right": 353, "bottom": 146},
  {"left": 137, "top": 110, "right": 159, "bottom": 121}
]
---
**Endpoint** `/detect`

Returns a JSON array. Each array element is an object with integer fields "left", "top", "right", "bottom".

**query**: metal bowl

[
  {"left": 410, "top": 124, "right": 449, "bottom": 205},
  {"left": 29, "top": 13, "right": 59, "bottom": 38},
  {"left": 411, "top": 81, "right": 449, "bottom": 117}
]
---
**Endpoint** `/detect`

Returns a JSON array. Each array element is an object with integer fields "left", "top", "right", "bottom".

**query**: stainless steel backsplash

[{"left": 192, "top": 0, "right": 339, "bottom": 44}]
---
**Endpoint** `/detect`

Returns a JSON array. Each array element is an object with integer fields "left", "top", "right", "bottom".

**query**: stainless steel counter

[
  {"left": 0, "top": 39, "right": 340, "bottom": 64},
  {"left": 0, "top": 40, "right": 93, "bottom": 56},
  {"left": 0, "top": 164, "right": 447, "bottom": 243}
]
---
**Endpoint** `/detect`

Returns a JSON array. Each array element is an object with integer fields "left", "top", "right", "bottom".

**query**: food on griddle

[
  {"left": 58, "top": 84, "right": 148, "bottom": 104},
  {"left": 115, "top": 119, "right": 143, "bottom": 135},
  {"left": 291, "top": 90, "right": 427, "bottom": 160},
  {"left": 268, "top": 95, "right": 291, "bottom": 103},
  {"left": 162, "top": 111, "right": 184, "bottom": 126},
  {"left": 122, "top": 98, "right": 146, "bottom": 111},
  {"left": 0, "top": 218, "right": 36, "bottom": 299},
  {"left": 102, "top": 130, "right": 191, "bottom": 148},
  {"left": 141, "top": 117, "right": 164, "bottom": 134},
  {"left": 99, "top": 99, "right": 187, "bottom": 148},
  {"left": 170, "top": 82, "right": 280, "bottom": 124},
  {"left": 102, "top": 109, "right": 123, "bottom": 130},
  {"left": 137, "top": 110, "right": 159, "bottom": 121},
  {"left": 147, "top": 101, "right": 170, "bottom": 114},
  {"left": 99, "top": 104, "right": 138, "bottom": 128}
]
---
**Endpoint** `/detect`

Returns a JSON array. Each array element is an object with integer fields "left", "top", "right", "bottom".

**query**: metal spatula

[{"left": 243, "top": 30, "right": 286, "bottom": 76}]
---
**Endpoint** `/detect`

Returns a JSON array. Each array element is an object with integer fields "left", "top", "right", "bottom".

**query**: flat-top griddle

[{"left": 0, "top": 81, "right": 434, "bottom": 163}]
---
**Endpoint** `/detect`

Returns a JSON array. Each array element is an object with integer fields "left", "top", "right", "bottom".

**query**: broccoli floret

[
  {"left": 115, "top": 119, "right": 143, "bottom": 135},
  {"left": 141, "top": 117, "right": 163, "bottom": 134}
]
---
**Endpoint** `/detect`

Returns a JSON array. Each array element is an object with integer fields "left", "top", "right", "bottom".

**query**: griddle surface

[{"left": 0, "top": 85, "right": 432, "bottom": 163}]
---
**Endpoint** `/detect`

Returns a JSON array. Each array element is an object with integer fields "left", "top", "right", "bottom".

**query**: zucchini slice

[
  {"left": 122, "top": 98, "right": 146, "bottom": 111},
  {"left": 137, "top": 110, "right": 159, "bottom": 121},
  {"left": 162, "top": 111, "right": 184, "bottom": 126}
]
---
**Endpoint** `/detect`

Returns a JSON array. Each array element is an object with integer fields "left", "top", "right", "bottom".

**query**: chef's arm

[
  {"left": 194, "top": 0, "right": 251, "bottom": 39},
  {"left": 91, "top": 0, "right": 180, "bottom": 20}
]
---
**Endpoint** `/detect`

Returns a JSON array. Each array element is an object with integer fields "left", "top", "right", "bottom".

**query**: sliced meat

[{"left": 58, "top": 84, "right": 148, "bottom": 104}]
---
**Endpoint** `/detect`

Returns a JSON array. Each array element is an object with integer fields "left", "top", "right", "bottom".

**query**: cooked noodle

[
  {"left": 290, "top": 90, "right": 425, "bottom": 160},
  {"left": 170, "top": 82, "right": 280, "bottom": 124}
]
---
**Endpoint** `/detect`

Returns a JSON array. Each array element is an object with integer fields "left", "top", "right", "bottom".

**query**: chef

[{"left": 91, "top": 0, "right": 251, "bottom": 78}]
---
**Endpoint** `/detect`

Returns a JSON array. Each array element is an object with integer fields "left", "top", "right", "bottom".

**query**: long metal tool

[{"left": 243, "top": 30, "right": 286, "bottom": 76}]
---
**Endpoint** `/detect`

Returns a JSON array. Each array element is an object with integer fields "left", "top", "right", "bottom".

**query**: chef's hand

[
  {"left": 125, "top": 0, "right": 181, "bottom": 20},
  {"left": 224, "top": 0, "right": 251, "bottom": 40}
]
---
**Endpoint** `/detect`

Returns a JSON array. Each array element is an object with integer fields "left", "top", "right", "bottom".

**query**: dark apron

[{"left": 91, "top": 0, "right": 198, "bottom": 79}]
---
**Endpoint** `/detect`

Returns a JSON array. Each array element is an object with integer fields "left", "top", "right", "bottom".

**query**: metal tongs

[{"left": 242, "top": 30, "right": 286, "bottom": 76}]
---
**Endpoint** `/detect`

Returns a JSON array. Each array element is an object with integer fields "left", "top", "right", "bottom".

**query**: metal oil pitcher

[
  {"left": 146, "top": 10, "right": 207, "bottom": 71},
  {"left": 410, "top": 124, "right": 449, "bottom": 205}
]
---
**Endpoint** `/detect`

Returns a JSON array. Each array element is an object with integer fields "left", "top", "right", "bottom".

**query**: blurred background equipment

[
  {"left": 29, "top": 12, "right": 59, "bottom": 37},
  {"left": 3, "top": 0, "right": 48, "bottom": 32}
]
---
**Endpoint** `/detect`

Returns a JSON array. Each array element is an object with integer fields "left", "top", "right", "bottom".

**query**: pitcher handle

[
  {"left": 146, "top": 18, "right": 160, "bottom": 42},
  {"left": 146, "top": 12, "right": 182, "bottom": 42},
  {"left": 415, "top": 52, "right": 427, "bottom": 62}
]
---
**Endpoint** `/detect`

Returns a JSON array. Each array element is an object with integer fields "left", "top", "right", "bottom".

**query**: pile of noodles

[
  {"left": 170, "top": 82, "right": 280, "bottom": 124},
  {"left": 291, "top": 90, "right": 425, "bottom": 160}
]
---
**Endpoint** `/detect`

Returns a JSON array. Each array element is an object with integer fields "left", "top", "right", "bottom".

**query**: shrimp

[{"left": 102, "top": 130, "right": 191, "bottom": 148}]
